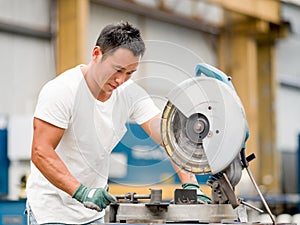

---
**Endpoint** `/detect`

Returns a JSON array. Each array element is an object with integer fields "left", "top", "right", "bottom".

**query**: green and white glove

[
  {"left": 182, "top": 183, "right": 211, "bottom": 204},
  {"left": 72, "top": 184, "right": 117, "bottom": 212}
]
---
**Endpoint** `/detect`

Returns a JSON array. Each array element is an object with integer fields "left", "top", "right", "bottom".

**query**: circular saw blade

[
  {"left": 161, "top": 77, "right": 247, "bottom": 174},
  {"left": 161, "top": 101, "right": 211, "bottom": 174}
]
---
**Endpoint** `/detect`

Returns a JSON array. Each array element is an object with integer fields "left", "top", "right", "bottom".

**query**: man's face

[{"left": 92, "top": 47, "right": 140, "bottom": 95}]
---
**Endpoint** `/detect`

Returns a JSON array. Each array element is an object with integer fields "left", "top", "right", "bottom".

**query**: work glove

[
  {"left": 182, "top": 183, "right": 211, "bottom": 204},
  {"left": 72, "top": 184, "right": 117, "bottom": 212}
]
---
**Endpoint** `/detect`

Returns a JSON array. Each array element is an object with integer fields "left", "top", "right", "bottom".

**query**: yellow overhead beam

[{"left": 207, "top": 0, "right": 281, "bottom": 24}]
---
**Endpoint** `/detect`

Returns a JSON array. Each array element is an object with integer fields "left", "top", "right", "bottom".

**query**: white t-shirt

[{"left": 26, "top": 65, "right": 160, "bottom": 224}]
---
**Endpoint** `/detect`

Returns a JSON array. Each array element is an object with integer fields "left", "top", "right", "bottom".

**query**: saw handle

[{"left": 195, "top": 63, "right": 235, "bottom": 90}]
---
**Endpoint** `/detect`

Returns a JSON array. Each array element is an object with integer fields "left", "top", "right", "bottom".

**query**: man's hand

[
  {"left": 182, "top": 183, "right": 211, "bottom": 204},
  {"left": 72, "top": 184, "right": 117, "bottom": 211}
]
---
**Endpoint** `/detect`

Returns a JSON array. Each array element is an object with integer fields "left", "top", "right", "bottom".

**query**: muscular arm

[
  {"left": 31, "top": 118, "right": 80, "bottom": 195},
  {"left": 140, "top": 114, "right": 198, "bottom": 184}
]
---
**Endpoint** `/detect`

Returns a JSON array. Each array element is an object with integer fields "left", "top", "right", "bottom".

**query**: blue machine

[
  {"left": 0, "top": 117, "right": 26, "bottom": 225},
  {"left": 0, "top": 122, "right": 9, "bottom": 196},
  {"left": 0, "top": 200, "right": 27, "bottom": 225}
]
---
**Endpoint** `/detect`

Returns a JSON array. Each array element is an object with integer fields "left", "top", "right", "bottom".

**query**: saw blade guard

[
  {"left": 195, "top": 63, "right": 250, "bottom": 149},
  {"left": 161, "top": 77, "right": 247, "bottom": 174}
]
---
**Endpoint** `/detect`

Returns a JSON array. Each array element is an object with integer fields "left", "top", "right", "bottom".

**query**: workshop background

[{"left": 0, "top": 0, "right": 300, "bottom": 224}]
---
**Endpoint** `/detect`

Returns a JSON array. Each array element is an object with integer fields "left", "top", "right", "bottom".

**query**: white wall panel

[
  {"left": 276, "top": 37, "right": 300, "bottom": 78},
  {"left": 276, "top": 87, "right": 300, "bottom": 151},
  {"left": 88, "top": 4, "right": 141, "bottom": 61},
  {"left": 0, "top": 0, "right": 55, "bottom": 115},
  {"left": 138, "top": 19, "right": 216, "bottom": 107},
  {"left": 0, "top": 0, "right": 51, "bottom": 28},
  {"left": 0, "top": 33, "right": 55, "bottom": 115}
]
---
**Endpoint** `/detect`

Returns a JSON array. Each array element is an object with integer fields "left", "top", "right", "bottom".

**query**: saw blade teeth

[
  {"left": 165, "top": 145, "right": 173, "bottom": 157},
  {"left": 160, "top": 101, "right": 211, "bottom": 174}
]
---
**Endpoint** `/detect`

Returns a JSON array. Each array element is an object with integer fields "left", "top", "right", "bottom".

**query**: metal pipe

[
  {"left": 0, "top": 20, "right": 53, "bottom": 40},
  {"left": 280, "top": 75, "right": 300, "bottom": 90},
  {"left": 240, "top": 200, "right": 264, "bottom": 213},
  {"left": 115, "top": 194, "right": 151, "bottom": 200},
  {"left": 246, "top": 167, "right": 276, "bottom": 225}
]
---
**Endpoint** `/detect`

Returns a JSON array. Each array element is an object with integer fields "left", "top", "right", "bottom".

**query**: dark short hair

[{"left": 96, "top": 21, "right": 145, "bottom": 58}]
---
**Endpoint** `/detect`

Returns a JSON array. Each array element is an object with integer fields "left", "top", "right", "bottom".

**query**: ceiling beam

[{"left": 206, "top": 0, "right": 281, "bottom": 24}]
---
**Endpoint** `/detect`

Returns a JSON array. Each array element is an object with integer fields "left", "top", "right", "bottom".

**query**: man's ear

[{"left": 92, "top": 46, "right": 102, "bottom": 60}]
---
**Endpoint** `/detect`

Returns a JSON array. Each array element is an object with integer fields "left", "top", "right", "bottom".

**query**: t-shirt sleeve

[
  {"left": 34, "top": 81, "right": 72, "bottom": 129},
  {"left": 128, "top": 83, "right": 160, "bottom": 125}
]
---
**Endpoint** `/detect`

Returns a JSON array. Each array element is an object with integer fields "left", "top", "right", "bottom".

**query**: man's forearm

[
  {"left": 141, "top": 114, "right": 199, "bottom": 184},
  {"left": 171, "top": 161, "right": 198, "bottom": 184},
  {"left": 32, "top": 145, "right": 80, "bottom": 195}
]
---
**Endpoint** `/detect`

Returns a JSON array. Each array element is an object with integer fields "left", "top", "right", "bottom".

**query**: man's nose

[{"left": 114, "top": 72, "right": 126, "bottom": 85}]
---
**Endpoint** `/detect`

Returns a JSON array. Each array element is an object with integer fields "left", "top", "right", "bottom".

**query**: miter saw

[
  {"left": 161, "top": 63, "right": 276, "bottom": 221},
  {"left": 107, "top": 63, "right": 277, "bottom": 224}
]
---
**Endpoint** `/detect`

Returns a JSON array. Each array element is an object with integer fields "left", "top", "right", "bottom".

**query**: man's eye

[{"left": 116, "top": 69, "right": 122, "bottom": 73}]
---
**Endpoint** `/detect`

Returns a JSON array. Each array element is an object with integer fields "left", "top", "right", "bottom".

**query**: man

[{"left": 26, "top": 22, "right": 211, "bottom": 225}]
